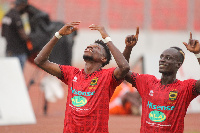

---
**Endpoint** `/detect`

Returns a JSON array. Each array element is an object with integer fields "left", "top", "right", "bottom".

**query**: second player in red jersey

[{"left": 123, "top": 29, "right": 200, "bottom": 133}]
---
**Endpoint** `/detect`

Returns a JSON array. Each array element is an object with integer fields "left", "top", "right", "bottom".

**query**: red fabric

[
  {"left": 131, "top": 73, "right": 199, "bottom": 133},
  {"left": 59, "top": 65, "right": 122, "bottom": 133}
]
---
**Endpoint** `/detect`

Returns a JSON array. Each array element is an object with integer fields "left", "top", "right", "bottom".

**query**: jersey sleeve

[
  {"left": 131, "top": 72, "right": 153, "bottom": 97},
  {"left": 108, "top": 67, "right": 124, "bottom": 96},
  {"left": 130, "top": 72, "right": 139, "bottom": 87},
  {"left": 184, "top": 79, "right": 199, "bottom": 101},
  {"left": 59, "top": 65, "right": 77, "bottom": 85}
]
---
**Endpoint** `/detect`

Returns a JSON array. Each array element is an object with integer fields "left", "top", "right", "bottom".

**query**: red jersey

[
  {"left": 131, "top": 73, "right": 199, "bottom": 133},
  {"left": 59, "top": 65, "right": 122, "bottom": 133}
]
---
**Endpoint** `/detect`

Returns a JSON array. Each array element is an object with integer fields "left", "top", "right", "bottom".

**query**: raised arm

[
  {"left": 34, "top": 21, "right": 80, "bottom": 78},
  {"left": 122, "top": 27, "right": 139, "bottom": 83},
  {"left": 89, "top": 24, "right": 130, "bottom": 80},
  {"left": 183, "top": 32, "right": 200, "bottom": 93},
  {"left": 123, "top": 27, "right": 139, "bottom": 62}
]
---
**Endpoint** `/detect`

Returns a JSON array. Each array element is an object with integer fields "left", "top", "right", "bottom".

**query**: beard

[{"left": 83, "top": 55, "right": 94, "bottom": 61}]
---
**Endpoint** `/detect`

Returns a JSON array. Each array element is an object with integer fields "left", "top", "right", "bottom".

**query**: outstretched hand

[
  {"left": 125, "top": 27, "right": 139, "bottom": 47},
  {"left": 58, "top": 21, "right": 80, "bottom": 36},
  {"left": 183, "top": 32, "right": 200, "bottom": 54},
  {"left": 89, "top": 24, "right": 109, "bottom": 39}
]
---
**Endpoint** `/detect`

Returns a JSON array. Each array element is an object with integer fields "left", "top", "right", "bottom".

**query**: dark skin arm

[
  {"left": 89, "top": 24, "right": 130, "bottom": 80},
  {"left": 122, "top": 27, "right": 139, "bottom": 83},
  {"left": 183, "top": 32, "right": 200, "bottom": 93},
  {"left": 34, "top": 21, "right": 81, "bottom": 78}
]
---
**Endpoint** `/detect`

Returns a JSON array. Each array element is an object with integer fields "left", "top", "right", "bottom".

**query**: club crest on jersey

[
  {"left": 90, "top": 77, "right": 98, "bottom": 86},
  {"left": 169, "top": 91, "right": 178, "bottom": 101}
]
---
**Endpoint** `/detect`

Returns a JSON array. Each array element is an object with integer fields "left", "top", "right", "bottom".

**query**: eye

[
  {"left": 94, "top": 46, "right": 100, "bottom": 49},
  {"left": 167, "top": 57, "right": 170, "bottom": 60}
]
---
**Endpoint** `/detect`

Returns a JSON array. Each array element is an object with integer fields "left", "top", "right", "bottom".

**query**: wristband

[
  {"left": 55, "top": 32, "right": 62, "bottom": 39},
  {"left": 104, "top": 37, "right": 112, "bottom": 43},
  {"left": 195, "top": 53, "right": 200, "bottom": 58}
]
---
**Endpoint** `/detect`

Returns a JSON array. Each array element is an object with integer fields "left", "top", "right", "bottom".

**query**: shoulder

[
  {"left": 60, "top": 65, "right": 80, "bottom": 73},
  {"left": 102, "top": 67, "right": 116, "bottom": 73},
  {"left": 134, "top": 73, "right": 157, "bottom": 80},
  {"left": 178, "top": 79, "right": 197, "bottom": 87},
  {"left": 104, "top": 67, "right": 116, "bottom": 70}
]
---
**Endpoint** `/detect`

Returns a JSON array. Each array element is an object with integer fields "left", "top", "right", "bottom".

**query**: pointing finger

[
  {"left": 136, "top": 27, "right": 139, "bottom": 36},
  {"left": 190, "top": 32, "right": 192, "bottom": 39}
]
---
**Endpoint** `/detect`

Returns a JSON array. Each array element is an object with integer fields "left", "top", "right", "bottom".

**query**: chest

[
  {"left": 68, "top": 71, "right": 111, "bottom": 95},
  {"left": 146, "top": 82, "right": 183, "bottom": 106}
]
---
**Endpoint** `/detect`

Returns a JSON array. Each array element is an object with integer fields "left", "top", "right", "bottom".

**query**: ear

[
  {"left": 176, "top": 62, "right": 182, "bottom": 68},
  {"left": 101, "top": 56, "right": 107, "bottom": 64}
]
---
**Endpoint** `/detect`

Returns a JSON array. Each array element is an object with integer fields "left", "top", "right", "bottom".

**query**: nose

[{"left": 159, "top": 57, "right": 166, "bottom": 63}]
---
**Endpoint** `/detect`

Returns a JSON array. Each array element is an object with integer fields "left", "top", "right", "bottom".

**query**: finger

[
  {"left": 196, "top": 40, "right": 199, "bottom": 44},
  {"left": 125, "top": 35, "right": 131, "bottom": 43},
  {"left": 71, "top": 21, "right": 81, "bottom": 24},
  {"left": 89, "top": 24, "right": 96, "bottom": 28},
  {"left": 72, "top": 26, "right": 78, "bottom": 31},
  {"left": 194, "top": 40, "right": 199, "bottom": 46},
  {"left": 131, "top": 35, "right": 134, "bottom": 41},
  {"left": 126, "top": 36, "right": 130, "bottom": 42},
  {"left": 136, "top": 27, "right": 139, "bottom": 36},
  {"left": 125, "top": 37, "right": 128, "bottom": 43},
  {"left": 71, "top": 22, "right": 81, "bottom": 26},
  {"left": 127, "top": 35, "right": 132, "bottom": 42},
  {"left": 131, "top": 35, "right": 137, "bottom": 42},
  {"left": 135, "top": 36, "right": 138, "bottom": 42},
  {"left": 182, "top": 42, "right": 188, "bottom": 47},
  {"left": 89, "top": 28, "right": 98, "bottom": 30},
  {"left": 189, "top": 39, "right": 196, "bottom": 48},
  {"left": 190, "top": 32, "right": 192, "bottom": 39}
]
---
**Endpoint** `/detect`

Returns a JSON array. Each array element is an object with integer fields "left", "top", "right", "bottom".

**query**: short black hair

[
  {"left": 170, "top": 47, "right": 185, "bottom": 63},
  {"left": 95, "top": 40, "right": 111, "bottom": 67},
  {"left": 15, "top": 0, "right": 27, "bottom": 5}
]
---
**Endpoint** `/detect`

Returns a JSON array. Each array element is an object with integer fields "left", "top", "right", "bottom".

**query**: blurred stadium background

[{"left": 0, "top": 0, "right": 200, "bottom": 133}]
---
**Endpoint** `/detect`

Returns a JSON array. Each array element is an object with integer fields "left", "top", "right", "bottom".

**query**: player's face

[
  {"left": 18, "top": 3, "right": 28, "bottom": 14},
  {"left": 83, "top": 43, "right": 106, "bottom": 62},
  {"left": 159, "top": 48, "right": 180, "bottom": 74}
]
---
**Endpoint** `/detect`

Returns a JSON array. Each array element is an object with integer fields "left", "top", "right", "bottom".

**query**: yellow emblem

[
  {"left": 169, "top": 91, "right": 178, "bottom": 101},
  {"left": 90, "top": 77, "right": 98, "bottom": 86}
]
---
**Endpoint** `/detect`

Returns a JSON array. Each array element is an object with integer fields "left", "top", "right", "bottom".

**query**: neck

[
  {"left": 161, "top": 73, "right": 177, "bottom": 85},
  {"left": 84, "top": 62, "right": 102, "bottom": 74}
]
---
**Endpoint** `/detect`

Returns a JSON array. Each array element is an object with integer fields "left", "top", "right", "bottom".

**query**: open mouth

[
  {"left": 84, "top": 48, "right": 93, "bottom": 53},
  {"left": 159, "top": 64, "right": 165, "bottom": 67},
  {"left": 159, "top": 64, "right": 168, "bottom": 68}
]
